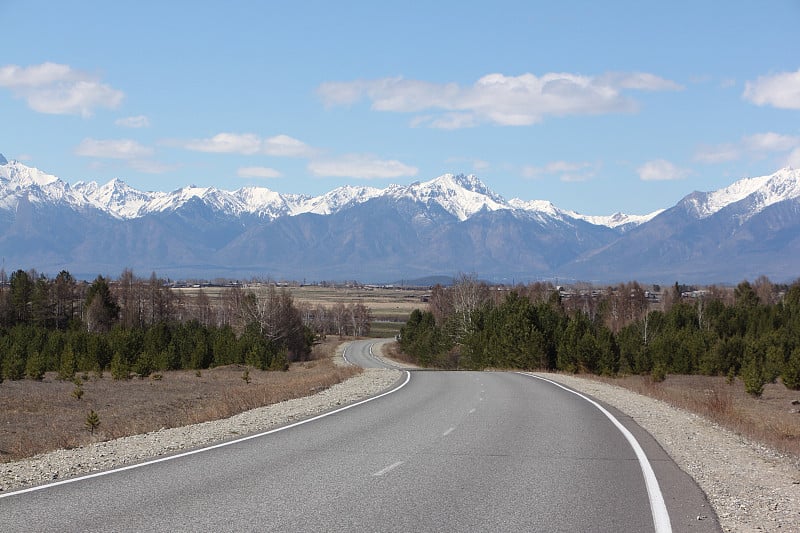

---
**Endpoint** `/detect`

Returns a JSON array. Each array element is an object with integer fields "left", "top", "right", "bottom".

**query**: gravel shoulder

[{"left": 3, "top": 347, "right": 798, "bottom": 533}]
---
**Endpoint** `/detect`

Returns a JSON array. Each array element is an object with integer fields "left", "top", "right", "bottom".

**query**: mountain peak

[
  {"left": 402, "top": 173, "right": 508, "bottom": 221},
  {"left": 0, "top": 154, "right": 7, "bottom": 165},
  {"left": 686, "top": 167, "right": 800, "bottom": 220}
]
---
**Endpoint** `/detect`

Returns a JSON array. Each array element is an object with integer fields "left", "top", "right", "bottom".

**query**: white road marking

[
  {"left": 0, "top": 371, "right": 413, "bottom": 499},
  {"left": 342, "top": 344, "right": 352, "bottom": 364},
  {"left": 373, "top": 461, "right": 404, "bottom": 476},
  {"left": 521, "top": 373, "right": 672, "bottom": 533},
  {"left": 469, "top": 408, "right": 476, "bottom": 414},
  {"left": 443, "top": 427, "right": 455, "bottom": 436}
]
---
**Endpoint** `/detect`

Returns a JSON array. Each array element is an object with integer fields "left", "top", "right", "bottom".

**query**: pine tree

[{"left": 85, "top": 410, "right": 100, "bottom": 434}]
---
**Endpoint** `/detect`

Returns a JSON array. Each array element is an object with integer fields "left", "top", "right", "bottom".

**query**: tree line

[
  {"left": 399, "top": 275, "right": 800, "bottom": 395},
  {"left": 0, "top": 268, "right": 369, "bottom": 382}
]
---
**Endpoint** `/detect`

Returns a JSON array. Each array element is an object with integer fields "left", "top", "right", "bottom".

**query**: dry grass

[
  {"left": 0, "top": 338, "right": 359, "bottom": 463},
  {"left": 589, "top": 374, "right": 800, "bottom": 457}
]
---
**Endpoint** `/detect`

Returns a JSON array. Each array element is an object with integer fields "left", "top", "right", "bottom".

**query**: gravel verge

[{"left": 537, "top": 373, "right": 800, "bottom": 533}]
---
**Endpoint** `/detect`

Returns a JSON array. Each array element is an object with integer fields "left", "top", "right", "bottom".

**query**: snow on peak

[
  {"left": 295, "top": 185, "right": 382, "bottom": 215},
  {"left": 80, "top": 178, "right": 158, "bottom": 218},
  {"left": 0, "top": 153, "right": 8, "bottom": 165},
  {"left": 0, "top": 160, "right": 61, "bottom": 188},
  {"left": 688, "top": 167, "right": 800, "bottom": 220},
  {"left": 390, "top": 173, "right": 508, "bottom": 221},
  {"left": 509, "top": 198, "right": 564, "bottom": 217},
  {"left": 569, "top": 209, "right": 665, "bottom": 228}
]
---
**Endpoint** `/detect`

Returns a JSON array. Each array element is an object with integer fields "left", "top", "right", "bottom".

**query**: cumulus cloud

[
  {"left": 695, "top": 132, "right": 800, "bottom": 166},
  {"left": 181, "top": 133, "right": 315, "bottom": 157},
  {"left": 318, "top": 71, "right": 682, "bottom": 128},
  {"left": 308, "top": 154, "right": 418, "bottom": 179},
  {"left": 0, "top": 62, "right": 123, "bottom": 117},
  {"left": 743, "top": 69, "right": 800, "bottom": 109},
  {"left": 75, "top": 138, "right": 154, "bottom": 159},
  {"left": 742, "top": 132, "right": 800, "bottom": 152},
  {"left": 262, "top": 134, "right": 317, "bottom": 157},
  {"left": 115, "top": 115, "right": 150, "bottom": 128},
  {"left": 637, "top": 159, "right": 691, "bottom": 181},
  {"left": 237, "top": 166, "right": 282, "bottom": 179},
  {"left": 182, "top": 133, "right": 262, "bottom": 154},
  {"left": 522, "top": 160, "right": 597, "bottom": 182}
]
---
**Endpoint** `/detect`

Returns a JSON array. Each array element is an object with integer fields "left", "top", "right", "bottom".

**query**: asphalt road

[{"left": 1, "top": 340, "right": 721, "bottom": 532}]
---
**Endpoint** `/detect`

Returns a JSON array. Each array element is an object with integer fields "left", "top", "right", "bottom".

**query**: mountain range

[{"left": 1, "top": 153, "right": 799, "bottom": 284}]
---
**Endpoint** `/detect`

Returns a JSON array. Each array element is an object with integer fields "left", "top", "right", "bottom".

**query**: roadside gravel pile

[
  {"left": 0, "top": 366, "right": 402, "bottom": 494},
  {"left": 539, "top": 373, "right": 800, "bottom": 533}
]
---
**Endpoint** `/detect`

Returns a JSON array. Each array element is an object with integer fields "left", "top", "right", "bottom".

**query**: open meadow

[{"left": 0, "top": 339, "right": 358, "bottom": 462}]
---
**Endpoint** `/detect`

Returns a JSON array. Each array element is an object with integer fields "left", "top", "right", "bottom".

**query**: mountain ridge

[
  {"left": 0, "top": 157, "right": 657, "bottom": 227},
  {"left": 1, "top": 154, "right": 799, "bottom": 283}
]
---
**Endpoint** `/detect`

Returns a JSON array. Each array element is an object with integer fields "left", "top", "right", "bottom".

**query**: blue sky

[{"left": 1, "top": 1, "right": 799, "bottom": 215}]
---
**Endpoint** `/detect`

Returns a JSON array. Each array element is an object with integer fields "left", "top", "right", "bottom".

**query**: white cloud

[
  {"left": 522, "top": 160, "right": 597, "bottom": 182},
  {"left": 742, "top": 132, "right": 800, "bottom": 153},
  {"left": 695, "top": 132, "right": 800, "bottom": 165},
  {"left": 181, "top": 132, "right": 314, "bottom": 157},
  {"left": 183, "top": 133, "right": 263, "bottom": 154},
  {"left": 787, "top": 147, "right": 800, "bottom": 168},
  {"left": 115, "top": 115, "right": 150, "bottom": 128},
  {"left": 308, "top": 154, "right": 418, "bottom": 179},
  {"left": 263, "top": 134, "right": 316, "bottom": 157},
  {"left": 743, "top": 69, "right": 800, "bottom": 109},
  {"left": 599, "top": 72, "right": 683, "bottom": 91},
  {"left": 237, "top": 166, "right": 282, "bottom": 179},
  {"left": 637, "top": 159, "right": 690, "bottom": 181},
  {"left": 318, "top": 71, "right": 682, "bottom": 128},
  {"left": 412, "top": 112, "right": 477, "bottom": 129},
  {"left": 0, "top": 62, "right": 123, "bottom": 117},
  {"left": 75, "top": 138, "right": 153, "bottom": 159},
  {"left": 471, "top": 159, "right": 490, "bottom": 171}
]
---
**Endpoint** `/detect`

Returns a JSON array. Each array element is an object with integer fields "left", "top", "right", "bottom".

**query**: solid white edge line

[
  {"left": 520, "top": 373, "right": 672, "bottom": 533},
  {"left": 342, "top": 343, "right": 352, "bottom": 364},
  {"left": 0, "top": 370, "right": 412, "bottom": 499}
]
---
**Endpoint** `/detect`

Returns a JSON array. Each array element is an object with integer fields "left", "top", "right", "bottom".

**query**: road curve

[
  {"left": 1, "top": 341, "right": 720, "bottom": 532},
  {"left": 342, "top": 338, "right": 403, "bottom": 369}
]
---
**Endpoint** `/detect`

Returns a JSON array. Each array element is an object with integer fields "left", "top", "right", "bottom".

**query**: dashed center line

[
  {"left": 443, "top": 427, "right": 455, "bottom": 436},
  {"left": 373, "top": 461, "right": 404, "bottom": 476}
]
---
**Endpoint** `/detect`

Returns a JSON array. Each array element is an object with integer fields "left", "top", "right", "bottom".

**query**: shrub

[
  {"left": 741, "top": 359, "right": 766, "bottom": 397},
  {"left": 25, "top": 350, "right": 47, "bottom": 380},
  {"left": 781, "top": 348, "right": 800, "bottom": 390},
  {"left": 71, "top": 383, "right": 84, "bottom": 400},
  {"left": 85, "top": 410, "right": 100, "bottom": 434},
  {"left": 110, "top": 352, "right": 130, "bottom": 380},
  {"left": 650, "top": 362, "right": 667, "bottom": 383}
]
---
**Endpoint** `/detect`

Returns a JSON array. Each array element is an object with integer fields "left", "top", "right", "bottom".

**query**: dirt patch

[{"left": 0, "top": 339, "right": 359, "bottom": 463}]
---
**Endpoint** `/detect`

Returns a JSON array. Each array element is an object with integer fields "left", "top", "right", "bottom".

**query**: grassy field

[{"left": 0, "top": 339, "right": 358, "bottom": 463}]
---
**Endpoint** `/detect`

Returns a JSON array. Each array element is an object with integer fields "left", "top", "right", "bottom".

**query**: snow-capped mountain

[
  {"left": 685, "top": 167, "right": 800, "bottom": 222},
  {"left": 2, "top": 154, "right": 800, "bottom": 283},
  {"left": 0, "top": 159, "right": 655, "bottom": 228}
]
